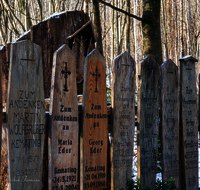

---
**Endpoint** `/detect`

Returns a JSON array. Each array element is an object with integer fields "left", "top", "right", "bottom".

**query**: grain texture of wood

[
  {"left": 81, "top": 49, "right": 108, "bottom": 190},
  {"left": 137, "top": 55, "right": 159, "bottom": 188},
  {"left": 1, "top": 11, "right": 94, "bottom": 102},
  {"left": 160, "top": 59, "right": 179, "bottom": 186},
  {"left": 48, "top": 45, "right": 78, "bottom": 190},
  {"left": 0, "top": 47, "right": 3, "bottom": 176},
  {"left": 179, "top": 55, "right": 198, "bottom": 190},
  {"left": 0, "top": 43, "right": 11, "bottom": 103},
  {"left": 6, "top": 40, "right": 45, "bottom": 190},
  {"left": 111, "top": 51, "right": 135, "bottom": 190}
]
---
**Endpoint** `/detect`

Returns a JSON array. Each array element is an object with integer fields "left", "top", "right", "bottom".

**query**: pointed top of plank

[
  {"left": 161, "top": 58, "right": 176, "bottom": 68},
  {"left": 85, "top": 49, "right": 105, "bottom": 68},
  {"left": 140, "top": 55, "right": 158, "bottom": 66},
  {"left": 54, "top": 44, "right": 74, "bottom": 55},
  {"left": 138, "top": 55, "right": 159, "bottom": 76},
  {"left": 112, "top": 51, "right": 136, "bottom": 74},
  {"left": 179, "top": 55, "right": 198, "bottom": 62}
]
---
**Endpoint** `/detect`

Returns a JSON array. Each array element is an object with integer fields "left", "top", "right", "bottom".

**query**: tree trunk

[
  {"left": 37, "top": 0, "right": 43, "bottom": 21},
  {"left": 92, "top": 0, "right": 103, "bottom": 56},
  {"left": 84, "top": 0, "right": 89, "bottom": 13},
  {"left": 125, "top": 0, "right": 130, "bottom": 53},
  {"left": 116, "top": 0, "right": 119, "bottom": 54},
  {"left": 142, "top": 0, "right": 162, "bottom": 65},
  {"left": 161, "top": 0, "right": 168, "bottom": 59},
  {"left": 111, "top": 0, "right": 114, "bottom": 59}
]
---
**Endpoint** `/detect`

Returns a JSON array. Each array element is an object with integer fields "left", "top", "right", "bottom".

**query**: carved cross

[
  {"left": 20, "top": 58, "right": 35, "bottom": 85},
  {"left": 186, "top": 62, "right": 192, "bottom": 70},
  {"left": 92, "top": 66, "right": 101, "bottom": 93},
  {"left": 61, "top": 62, "right": 71, "bottom": 92}
]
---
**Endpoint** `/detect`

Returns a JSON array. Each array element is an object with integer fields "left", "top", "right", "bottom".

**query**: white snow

[{"left": 13, "top": 30, "right": 30, "bottom": 43}]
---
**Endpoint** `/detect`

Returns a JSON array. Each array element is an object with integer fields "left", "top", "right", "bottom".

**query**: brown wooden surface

[
  {"left": 48, "top": 45, "right": 78, "bottom": 190},
  {"left": 0, "top": 11, "right": 94, "bottom": 102},
  {"left": 111, "top": 51, "right": 135, "bottom": 190},
  {"left": 180, "top": 55, "right": 198, "bottom": 190},
  {"left": 137, "top": 55, "right": 159, "bottom": 188},
  {"left": 160, "top": 59, "right": 179, "bottom": 187},
  {"left": 0, "top": 46, "right": 3, "bottom": 176},
  {"left": 81, "top": 49, "right": 108, "bottom": 190},
  {"left": 0, "top": 43, "right": 11, "bottom": 103},
  {"left": 6, "top": 40, "right": 45, "bottom": 189}
]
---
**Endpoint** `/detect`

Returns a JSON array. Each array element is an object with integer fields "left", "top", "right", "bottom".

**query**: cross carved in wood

[
  {"left": 92, "top": 66, "right": 101, "bottom": 93},
  {"left": 61, "top": 62, "right": 71, "bottom": 92}
]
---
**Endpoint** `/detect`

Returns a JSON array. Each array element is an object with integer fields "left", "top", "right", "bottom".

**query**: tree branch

[
  {"left": 98, "top": 0, "right": 143, "bottom": 21},
  {"left": 3, "top": 0, "right": 26, "bottom": 32}
]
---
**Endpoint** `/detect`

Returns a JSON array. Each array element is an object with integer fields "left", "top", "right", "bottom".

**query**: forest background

[{"left": 0, "top": 0, "right": 200, "bottom": 90}]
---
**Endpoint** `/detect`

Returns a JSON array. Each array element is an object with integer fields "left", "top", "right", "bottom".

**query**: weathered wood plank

[
  {"left": 137, "top": 55, "right": 159, "bottom": 188},
  {"left": 179, "top": 55, "right": 198, "bottom": 190},
  {"left": 0, "top": 46, "right": 3, "bottom": 176},
  {"left": 48, "top": 45, "right": 78, "bottom": 190},
  {"left": 1, "top": 11, "right": 94, "bottom": 103},
  {"left": 160, "top": 59, "right": 179, "bottom": 186},
  {"left": 111, "top": 51, "right": 135, "bottom": 190},
  {"left": 81, "top": 49, "right": 108, "bottom": 190},
  {"left": 6, "top": 40, "right": 45, "bottom": 190}
]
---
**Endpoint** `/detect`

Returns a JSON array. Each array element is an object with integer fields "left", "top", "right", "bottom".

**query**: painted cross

[
  {"left": 92, "top": 66, "right": 101, "bottom": 93},
  {"left": 61, "top": 62, "right": 71, "bottom": 92}
]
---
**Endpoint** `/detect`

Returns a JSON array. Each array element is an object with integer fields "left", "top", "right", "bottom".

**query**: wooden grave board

[
  {"left": 81, "top": 49, "right": 108, "bottom": 190},
  {"left": 179, "top": 55, "right": 198, "bottom": 190},
  {"left": 111, "top": 51, "right": 135, "bottom": 190},
  {"left": 48, "top": 44, "right": 78, "bottom": 190},
  {"left": 137, "top": 55, "right": 159, "bottom": 188},
  {"left": 160, "top": 59, "right": 179, "bottom": 186},
  {"left": 6, "top": 40, "right": 45, "bottom": 189},
  {"left": 0, "top": 49, "right": 2, "bottom": 176}
]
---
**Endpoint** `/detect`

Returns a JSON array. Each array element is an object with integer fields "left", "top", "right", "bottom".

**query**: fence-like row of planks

[{"left": 1, "top": 40, "right": 199, "bottom": 190}]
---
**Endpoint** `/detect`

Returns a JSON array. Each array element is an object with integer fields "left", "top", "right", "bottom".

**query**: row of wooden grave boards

[{"left": 3, "top": 40, "right": 199, "bottom": 190}]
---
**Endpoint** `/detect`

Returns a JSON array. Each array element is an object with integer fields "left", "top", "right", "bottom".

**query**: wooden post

[
  {"left": 160, "top": 59, "right": 179, "bottom": 186},
  {"left": 6, "top": 40, "right": 45, "bottom": 189},
  {"left": 111, "top": 51, "right": 135, "bottom": 190},
  {"left": 81, "top": 49, "right": 108, "bottom": 190},
  {"left": 137, "top": 55, "right": 159, "bottom": 188},
  {"left": 48, "top": 45, "right": 78, "bottom": 190},
  {"left": 179, "top": 55, "right": 198, "bottom": 190},
  {"left": 0, "top": 46, "right": 3, "bottom": 176}
]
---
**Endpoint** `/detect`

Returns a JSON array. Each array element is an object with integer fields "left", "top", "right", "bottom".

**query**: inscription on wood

[
  {"left": 111, "top": 51, "right": 135, "bottom": 190},
  {"left": 180, "top": 55, "right": 198, "bottom": 190},
  {"left": 160, "top": 59, "right": 179, "bottom": 186},
  {"left": 81, "top": 49, "right": 108, "bottom": 190},
  {"left": 137, "top": 55, "right": 159, "bottom": 188},
  {"left": 6, "top": 40, "right": 45, "bottom": 189},
  {"left": 48, "top": 45, "right": 78, "bottom": 190}
]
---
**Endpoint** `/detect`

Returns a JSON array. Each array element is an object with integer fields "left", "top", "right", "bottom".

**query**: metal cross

[
  {"left": 92, "top": 66, "right": 101, "bottom": 93},
  {"left": 61, "top": 62, "right": 71, "bottom": 92}
]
